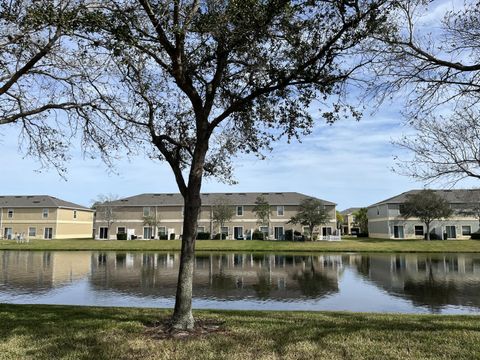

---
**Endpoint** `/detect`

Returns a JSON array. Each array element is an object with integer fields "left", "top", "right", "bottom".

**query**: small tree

[
  {"left": 288, "top": 198, "right": 329, "bottom": 240},
  {"left": 336, "top": 211, "right": 344, "bottom": 232},
  {"left": 93, "top": 194, "right": 119, "bottom": 237},
  {"left": 353, "top": 208, "right": 368, "bottom": 234},
  {"left": 143, "top": 215, "right": 160, "bottom": 239},
  {"left": 212, "top": 197, "right": 235, "bottom": 239},
  {"left": 252, "top": 196, "right": 271, "bottom": 240},
  {"left": 401, "top": 190, "right": 453, "bottom": 240}
]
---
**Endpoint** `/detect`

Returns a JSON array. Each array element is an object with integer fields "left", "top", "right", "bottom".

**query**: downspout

[{"left": 0, "top": 207, "right": 3, "bottom": 239}]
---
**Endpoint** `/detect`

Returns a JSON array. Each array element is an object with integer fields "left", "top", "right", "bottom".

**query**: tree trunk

[
  {"left": 171, "top": 189, "right": 201, "bottom": 330},
  {"left": 309, "top": 225, "right": 314, "bottom": 241},
  {"left": 426, "top": 223, "right": 430, "bottom": 240}
]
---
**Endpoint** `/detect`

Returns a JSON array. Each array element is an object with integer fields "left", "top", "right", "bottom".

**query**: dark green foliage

[
  {"left": 288, "top": 198, "right": 329, "bottom": 240},
  {"left": 357, "top": 232, "right": 369, "bottom": 238},
  {"left": 169, "top": 233, "right": 175, "bottom": 240},
  {"left": 196, "top": 232, "right": 211, "bottom": 240},
  {"left": 252, "top": 230, "right": 264, "bottom": 240},
  {"left": 116, "top": 233, "right": 127, "bottom": 240},
  {"left": 213, "top": 233, "right": 227, "bottom": 240},
  {"left": 402, "top": 190, "right": 453, "bottom": 240},
  {"left": 159, "top": 234, "right": 168, "bottom": 240},
  {"left": 470, "top": 232, "right": 480, "bottom": 240}
]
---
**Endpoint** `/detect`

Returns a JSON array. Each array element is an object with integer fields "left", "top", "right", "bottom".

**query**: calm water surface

[{"left": 1, "top": 251, "right": 479, "bottom": 314}]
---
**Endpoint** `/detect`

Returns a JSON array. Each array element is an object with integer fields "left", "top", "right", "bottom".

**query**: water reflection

[{"left": 0, "top": 251, "right": 480, "bottom": 314}]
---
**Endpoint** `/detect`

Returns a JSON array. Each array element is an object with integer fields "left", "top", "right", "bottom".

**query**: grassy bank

[
  {"left": 0, "top": 304, "right": 478, "bottom": 359},
  {"left": 1, "top": 238, "right": 480, "bottom": 253}
]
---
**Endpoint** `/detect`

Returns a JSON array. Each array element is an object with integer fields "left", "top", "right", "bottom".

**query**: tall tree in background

[
  {"left": 2, "top": 0, "right": 392, "bottom": 329},
  {"left": 353, "top": 208, "right": 368, "bottom": 234},
  {"left": 252, "top": 195, "right": 271, "bottom": 240},
  {"left": 288, "top": 198, "right": 329, "bottom": 240},
  {"left": 212, "top": 197, "right": 234, "bottom": 239},
  {"left": 365, "top": 1, "right": 480, "bottom": 184},
  {"left": 401, "top": 190, "right": 452, "bottom": 240}
]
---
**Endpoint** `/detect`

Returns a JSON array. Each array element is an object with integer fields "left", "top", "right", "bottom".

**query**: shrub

[
  {"left": 169, "top": 233, "right": 176, "bottom": 240},
  {"left": 426, "top": 232, "right": 442, "bottom": 240},
  {"left": 252, "top": 230, "right": 264, "bottom": 240},
  {"left": 159, "top": 234, "right": 168, "bottom": 240},
  {"left": 285, "top": 229, "right": 293, "bottom": 241},
  {"left": 196, "top": 232, "right": 211, "bottom": 240},
  {"left": 357, "top": 232, "right": 369, "bottom": 238},
  {"left": 470, "top": 232, "right": 480, "bottom": 240},
  {"left": 130, "top": 235, "right": 137, "bottom": 240},
  {"left": 116, "top": 233, "right": 128, "bottom": 240},
  {"left": 213, "top": 233, "right": 227, "bottom": 240}
]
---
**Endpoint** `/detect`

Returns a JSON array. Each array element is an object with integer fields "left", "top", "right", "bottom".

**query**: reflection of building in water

[
  {"left": 89, "top": 252, "right": 342, "bottom": 300},
  {"left": 351, "top": 254, "right": 480, "bottom": 311},
  {"left": 0, "top": 251, "right": 91, "bottom": 293}
]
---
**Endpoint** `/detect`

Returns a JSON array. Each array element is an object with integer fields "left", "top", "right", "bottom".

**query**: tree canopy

[
  {"left": 401, "top": 190, "right": 453, "bottom": 240},
  {"left": 288, "top": 198, "right": 329, "bottom": 240}
]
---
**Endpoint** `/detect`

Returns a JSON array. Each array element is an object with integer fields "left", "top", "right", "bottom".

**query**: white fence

[{"left": 317, "top": 235, "right": 342, "bottom": 241}]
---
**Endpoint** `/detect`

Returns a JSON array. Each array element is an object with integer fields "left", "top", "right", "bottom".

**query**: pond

[{"left": 1, "top": 251, "right": 479, "bottom": 314}]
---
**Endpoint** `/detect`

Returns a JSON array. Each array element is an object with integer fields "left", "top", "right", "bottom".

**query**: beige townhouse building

[
  {"left": 367, "top": 189, "right": 480, "bottom": 239},
  {"left": 340, "top": 207, "right": 361, "bottom": 235},
  {"left": 94, "top": 192, "right": 337, "bottom": 240},
  {"left": 0, "top": 195, "right": 94, "bottom": 240}
]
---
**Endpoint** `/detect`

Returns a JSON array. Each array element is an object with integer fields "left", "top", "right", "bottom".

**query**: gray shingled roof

[
  {"left": 0, "top": 195, "right": 92, "bottom": 211},
  {"left": 368, "top": 189, "right": 480, "bottom": 208},
  {"left": 105, "top": 192, "right": 335, "bottom": 207},
  {"left": 340, "top": 207, "right": 361, "bottom": 215}
]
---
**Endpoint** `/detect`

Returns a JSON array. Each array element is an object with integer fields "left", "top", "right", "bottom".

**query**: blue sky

[{"left": 0, "top": 0, "right": 473, "bottom": 210}]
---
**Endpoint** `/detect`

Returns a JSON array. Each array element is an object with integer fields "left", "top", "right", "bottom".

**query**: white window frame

[
  {"left": 220, "top": 226, "right": 229, "bottom": 235},
  {"left": 117, "top": 226, "right": 126, "bottom": 234},
  {"left": 197, "top": 226, "right": 205, "bottom": 233},
  {"left": 42, "top": 208, "right": 49, "bottom": 219},
  {"left": 157, "top": 226, "right": 167, "bottom": 237},
  {"left": 277, "top": 205, "right": 284, "bottom": 216},
  {"left": 4, "top": 227, "right": 13, "bottom": 239},
  {"left": 143, "top": 226, "right": 153, "bottom": 239},
  {"left": 143, "top": 207, "right": 151, "bottom": 217},
  {"left": 414, "top": 225, "right": 424, "bottom": 236},
  {"left": 44, "top": 227, "right": 53, "bottom": 239},
  {"left": 234, "top": 226, "right": 244, "bottom": 239},
  {"left": 259, "top": 226, "right": 269, "bottom": 235},
  {"left": 28, "top": 227, "right": 36, "bottom": 237},
  {"left": 99, "top": 227, "right": 109, "bottom": 239},
  {"left": 73, "top": 210, "right": 77, "bottom": 219},
  {"left": 236, "top": 206, "right": 244, "bottom": 216},
  {"left": 274, "top": 226, "right": 284, "bottom": 240},
  {"left": 7, "top": 209, "right": 13, "bottom": 218},
  {"left": 462, "top": 225, "right": 471, "bottom": 236}
]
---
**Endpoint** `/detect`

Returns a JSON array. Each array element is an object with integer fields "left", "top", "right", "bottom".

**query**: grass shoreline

[
  {"left": 1, "top": 238, "right": 480, "bottom": 253},
  {"left": 0, "top": 304, "right": 478, "bottom": 359}
]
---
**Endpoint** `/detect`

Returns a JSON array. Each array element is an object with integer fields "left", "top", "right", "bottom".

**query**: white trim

[
  {"left": 273, "top": 226, "right": 284, "bottom": 240},
  {"left": 28, "top": 227, "right": 37, "bottom": 237},
  {"left": 43, "top": 208, "right": 49, "bottom": 219},
  {"left": 236, "top": 206, "right": 244, "bottom": 217},
  {"left": 276, "top": 205, "right": 284, "bottom": 217},
  {"left": 143, "top": 226, "right": 153, "bottom": 239},
  {"left": 143, "top": 207, "right": 151, "bottom": 217},
  {"left": 116, "top": 226, "right": 126, "bottom": 234},
  {"left": 233, "top": 226, "right": 244, "bottom": 239},
  {"left": 7, "top": 209, "right": 13, "bottom": 219}
]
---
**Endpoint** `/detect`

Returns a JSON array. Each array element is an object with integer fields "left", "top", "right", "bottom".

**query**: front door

[
  {"left": 99, "top": 227, "right": 108, "bottom": 240},
  {"left": 143, "top": 227, "right": 153, "bottom": 239},
  {"left": 446, "top": 226, "right": 457, "bottom": 239},
  {"left": 322, "top": 227, "right": 332, "bottom": 236},
  {"left": 393, "top": 226, "right": 404, "bottom": 239},
  {"left": 4, "top": 228, "right": 12, "bottom": 240},
  {"left": 274, "top": 227, "right": 284, "bottom": 240},
  {"left": 44, "top": 227, "right": 53, "bottom": 239},
  {"left": 234, "top": 226, "right": 243, "bottom": 240}
]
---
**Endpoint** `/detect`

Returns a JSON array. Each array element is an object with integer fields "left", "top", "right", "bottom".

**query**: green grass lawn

[
  {"left": 1, "top": 237, "right": 480, "bottom": 252},
  {"left": 0, "top": 304, "right": 478, "bottom": 360}
]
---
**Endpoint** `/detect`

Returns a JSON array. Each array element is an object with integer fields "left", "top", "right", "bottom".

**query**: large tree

[
  {"left": 3, "top": 0, "right": 392, "bottom": 329},
  {"left": 401, "top": 190, "right": 452, "bottom": 240},
  {"left": 288, "top": 198, "right": 329, "bottom": 240},
  {"left": 365, "top": 0, "right": 480, "bottom": 183},
  {"left": 353, "top": 208, "right": 368, "bottom": 234}
]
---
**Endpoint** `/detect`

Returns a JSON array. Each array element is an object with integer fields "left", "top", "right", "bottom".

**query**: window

[
  {"left": 414, "top": 226, "right": 424, "bottom": 236},
  {"left": 234, "top": 226, "right": 244, "bottom": 239},
  {"left": 277, "top": 205, "right": 284, "bottom": 216},
  {"left": 99, "top": 227, "right": 109, "bottom": 239},
  {"left": 143, "top": 227, "right": 153, "bottom": 239},
  {"left": 197, "top": 226, "right": 205, "bottom": 233},
  {"left": 220, "top": 226, "right": 229, "bottom": 235},
  {"left": 303, "top": 226, "right": 310, "bottom": 235},
  {"left": 143, "top": 207, "right": 151, "bottom": 217},
  {"left": 42, "top": 208, "right": 49, "bottom": 219},
  {"left": 236, "top": 206, "right": 243, "bottom": 216},
  {"left": 7, "top": 209, "right": 13, "bottom": 218},
  {"left": 28, "top": 227, "right": 36, "bottom": 237},
  {"left": 73, "top": 210, "right": 77, "bottom": 219},
  {"left": 117, "top": 227, "right": 126, "bottom": 234},
  {"left": 158, "top": 226, "right": 166, "bottom": 238},
  {"left": 274, "top": 227, "right": 284, "bottom": 240},
  {"left": 260, "top": 226, "right": 269, "bottom": 236},
  {"left": 462, "top": 226, "right": 472, "bottom": 236}
]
